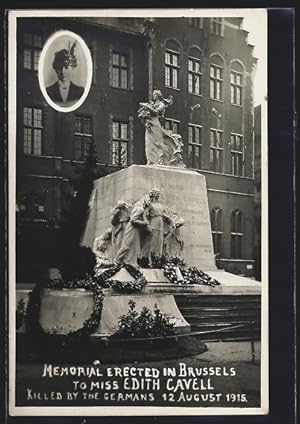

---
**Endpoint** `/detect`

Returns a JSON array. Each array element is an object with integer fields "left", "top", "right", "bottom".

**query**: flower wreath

[
  {"left": 25, "top": 275, "right": 105, "bottom": 339},
  {"left": 25, "top": 263, "right": 148, "bottom": 339},
  {"left": 163, "top": 257, "right": 220, "bottom": 287}
]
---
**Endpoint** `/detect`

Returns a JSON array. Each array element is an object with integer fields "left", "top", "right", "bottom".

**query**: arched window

[
  {"left": 188, "top": 47, "right": 202, "bottom": 95},
  {"left": 210, "top": 54, "right": 224, "bottom": 100},
  {"left": 231, "top": 209, "right": 243, "bottom": 258},
  {"left": 165, "top": 39, "right": 180, "bottom": 89},
  {"left": 211, "top": 207, "right": 223, "bottom": 255},
  {"left": 231, "top": 61, "right": 245, "bottom": 106}
]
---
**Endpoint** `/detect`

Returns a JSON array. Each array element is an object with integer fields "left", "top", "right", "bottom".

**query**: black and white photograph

[
  {"left": 38, "top": 30, "right": 93, "bottom": 112},
  {"left": 8, "top": 9, "right": 268, "bottom": 416}
]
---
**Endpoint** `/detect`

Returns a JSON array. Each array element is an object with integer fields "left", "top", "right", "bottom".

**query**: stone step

[
  {"left": 183, "top": 313, "right": 261, "bottom": 323},
  {"left": 175, "top": 294, "right": 261, "bottom": 340}
]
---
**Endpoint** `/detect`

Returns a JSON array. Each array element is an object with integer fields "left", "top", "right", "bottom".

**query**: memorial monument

[
  {"left": 83, "top": 89, "right": 216, "bottom": 270},
  {"left": 17, "top": 89, "right": 261, "bottom": 341}
]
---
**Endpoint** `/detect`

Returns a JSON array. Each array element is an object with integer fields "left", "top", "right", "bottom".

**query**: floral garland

[
  {"left": 162, "top": 257, "right": 220, "bottom": 287},
  {"left": 95, "top": 263, "right": 148, "bottom": 292},
  {"left": 25, "top": 264, "right": 148, "bottom": 339},
  {"left": 25, "top": 275, "right": 105, "bottom": 339},
  {"left": 108, "top": 277, "right": 147, "bottom": 292}
]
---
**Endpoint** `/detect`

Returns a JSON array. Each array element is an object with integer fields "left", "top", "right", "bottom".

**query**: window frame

[
  {"left": 210, "top": 17, "right": 224, "bottom": 36},
  {"left": 209, "top": 128, "right": 224, "bottom": 173},
  {"left": 165, "top": 118, "right": 180, "bottom": 134},
  {"left": 23, "top": 106, "right": 43, "bottom": 156},
  {"left": 210, "top": 63, "right": 223, "bottom": 101},
  {"left": 211, "top": 207, "right": 223, "bottom": 255},
  {"left": 231, "top": 209, "right": 243, "bottom": 258},
  {"left": 231, "top": 70, "right": 244, "bottom": 106},
  {"left": 230, "top": 133, "right": 244, "bottom": 176},
  {"left": 188, "top": 56, "right": 202, "bottom": 96},
  {"left": 188, "top": 123, "right": 202, "bottom": 169},
  {"left": 23, "top": 32, "right": 42, "bottom": 71},
  {"left": 165, "top": 48, "right": 180, "bottom": 90},
  {"left": 188, "top": 17, "right": 204, "bottom": 29},
  {"left": 111, "top": 120, "right": 130, "bottom": 167},
  {"left": 111, "top": 51, "right": 129, "bottom": 89},
  {"left": 74, "top": 115, "right": 94, "bottom": 161}
]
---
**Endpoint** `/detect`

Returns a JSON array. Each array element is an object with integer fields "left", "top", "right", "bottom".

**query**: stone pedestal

[
  {"left": 82, "top": 165, "right": 216, "bottom": 270},
  {"left": 16, "top": 287, "right": 191, "bottom": 337}
]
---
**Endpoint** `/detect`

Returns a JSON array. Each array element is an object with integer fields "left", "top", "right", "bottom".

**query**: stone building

[{"left": 16, "top": 16, "right": 258, "bottom": 279}]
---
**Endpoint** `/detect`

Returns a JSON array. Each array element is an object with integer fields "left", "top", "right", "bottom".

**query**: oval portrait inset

[{"left": 38, "top": 30, "right": 93, "bottom": 112}]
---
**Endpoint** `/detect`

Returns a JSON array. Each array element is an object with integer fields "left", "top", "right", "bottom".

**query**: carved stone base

[
  {"left": 82, "top": 164, "right": 216, "bottom": 270},
  {"left": 16, "top": 286, "right": 191, "bottom": 337}
]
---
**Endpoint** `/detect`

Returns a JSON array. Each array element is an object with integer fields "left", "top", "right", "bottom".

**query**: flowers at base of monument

[
  {"left": 25, "top": 264, "right": 149, "bottom": 340},
  {"left": 162, "top": 257, "right": 220, "bottom": 287},
  {"left": 95, "top": 263, "right": 148, "bottom": 292},
  {"left": 113, "top": 300, "right": 176, "bottom": 339},
  {"left": 108, "top": 276, "right": 147, "bottom": 293},
  {"left": 25, "top": 274, "right": 105, "bottom": 339}
]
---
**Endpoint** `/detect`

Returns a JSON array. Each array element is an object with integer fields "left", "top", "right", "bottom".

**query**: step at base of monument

[{"left": 175, "top": 294, "right": 261, "bottom": 341}]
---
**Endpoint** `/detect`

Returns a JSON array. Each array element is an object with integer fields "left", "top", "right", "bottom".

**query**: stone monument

[
  {"left": 16, "top": 89, "right": 261, "bottom": 342},
  {"left": 82, "top": 165, "right": 216, "bottom": 270}
]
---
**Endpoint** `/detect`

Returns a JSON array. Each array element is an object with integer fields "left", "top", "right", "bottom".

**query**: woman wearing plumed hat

[{"left": 46, "top": 40, "right": 84, "bottom": 106}]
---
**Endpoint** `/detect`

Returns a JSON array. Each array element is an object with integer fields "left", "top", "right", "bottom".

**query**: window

[
  {"left": 188, "top": 17, "right": 203, "bottom": 29},
  {"left": 210, "top": 129, "right": 223, "bottom": 172},
  {"left": 112, "top": 121, "right": 129, "bottom": 167},
  {"left": 165, "top": 118, "right": 180, "bottom": 134},
  {"left": 231, "top": 133, "right": 244, "bottom": 176},
  {"left": 211, "top": 207, "right": 223, "bottom": 255},
  {"left": 211, "top": 18, "right": 224, "bottom": 35},
  {"left": 165, "top": 50, "right": 180, "bottom": 89},
  {"left": 74, "top": 116, "right": 93, "bottom": 161},
  {"left": 188, "top": 57, "right": 202, "bottom": 95},
  {"left": 23, "top": 33, "right": 42, "bottom": 71},
  {"left": 111, "top": 52, "right": 129, "bottom": 89},
  {"left": 210, "top": 64, "right": 223, "bottom": 100},
  {"left": 231, "top": 71, "right": 243, "bottom": 105},
  {"left": 18, "top": 192, "right": 46, "bottom": 220},
  {"left": 23, "top": 107, "right": 43, "bottom": 155},
  {"left": 231, "top": 210, "right": 243, "bottom": 258},
  {"left": 188, "top": 124, "right": 202, "bottom": 169}
]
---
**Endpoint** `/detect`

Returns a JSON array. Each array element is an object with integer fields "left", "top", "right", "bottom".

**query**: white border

[
  {"left": 8, "top": 8, "right": 268, "bottom": 416},
  {"left": 38, "top": 30, "right": 93, "bottom": 113}
]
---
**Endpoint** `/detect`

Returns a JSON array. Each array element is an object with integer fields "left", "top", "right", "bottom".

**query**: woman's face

[
  {"left": 152, "top": 91, "right": 160, "bottom": 100},
  {"left": 56, "top": 64, "right": 73, "bottom": 83},
  {"left": 153, "top": 191, "right": 160, "bottom": 201}
]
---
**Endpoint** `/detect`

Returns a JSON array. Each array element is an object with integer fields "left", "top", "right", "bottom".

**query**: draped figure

[{"left": 138, "top": 90, "right": 185, "bottom": 167}]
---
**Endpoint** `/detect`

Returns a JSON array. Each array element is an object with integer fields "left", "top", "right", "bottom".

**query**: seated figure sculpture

[
  {"left": 138, "top": 89, "right": 185, "bottom": 167},
  {"left": 93, "top": 228, "right": 113, "bottom": 267}
]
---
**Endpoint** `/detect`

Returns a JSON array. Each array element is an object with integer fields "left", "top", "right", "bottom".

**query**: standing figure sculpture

[
  {"left": 138, "top": 90, "right": 185, "bottom": 167},
  {"left": 110, "top": 200, "right": 130, "bottom": 259},
  {"left": 115, "top": 199, "right": 152, "bottom": 268}
]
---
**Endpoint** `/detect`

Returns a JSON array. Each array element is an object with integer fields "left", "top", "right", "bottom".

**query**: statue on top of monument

[{"left": 138, "top": 89, "right": 185, "bottom": 168}]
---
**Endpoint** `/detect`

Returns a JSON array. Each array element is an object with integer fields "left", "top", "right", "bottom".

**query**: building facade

[{"left": 16, "top": 16, "right": 258, "bottom": 279}]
